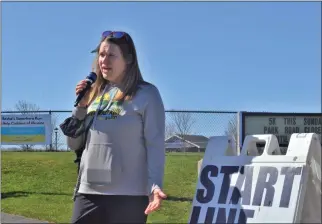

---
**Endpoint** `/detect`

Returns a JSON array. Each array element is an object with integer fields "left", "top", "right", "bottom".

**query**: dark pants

[{"left": 71, "top": 193, "right": 150, "bottom": 224}]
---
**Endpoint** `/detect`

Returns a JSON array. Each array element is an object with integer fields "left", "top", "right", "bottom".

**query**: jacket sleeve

[
  {"left": 66, "top": 106, "right": 88, "bottom": 151},
  {"left": 143, "top": 85, "right": 166, "bottom": 194}
]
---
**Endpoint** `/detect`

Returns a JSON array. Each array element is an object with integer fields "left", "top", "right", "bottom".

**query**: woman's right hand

[{"left": 75, "top": 80, "right": 90, "bottom": 107}]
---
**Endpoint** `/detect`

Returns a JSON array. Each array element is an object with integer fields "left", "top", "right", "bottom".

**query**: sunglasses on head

[
  {"left": 91, "top": 31, "right": 128, "bottom": 53},
  {"left": 102, "top": 31, "right": 126, "bottom": 39}
]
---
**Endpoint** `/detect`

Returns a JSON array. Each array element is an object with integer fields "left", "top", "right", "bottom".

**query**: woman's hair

[{"left": 87, "top": 32, "right": 146, "bottom": 104}]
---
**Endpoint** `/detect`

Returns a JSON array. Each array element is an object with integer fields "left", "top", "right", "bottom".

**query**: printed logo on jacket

[{"left": 87, "top": 92, "right": 124, "bottom": 120}]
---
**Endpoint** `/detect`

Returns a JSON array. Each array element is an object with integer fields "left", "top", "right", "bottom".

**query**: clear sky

[{"left": 2, "top": 2, "right": 321, "bottom": 113}]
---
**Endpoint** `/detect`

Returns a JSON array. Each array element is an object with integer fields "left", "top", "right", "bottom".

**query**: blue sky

[{"left": 2, "top": 2, "right": 321, "bottom": 113}]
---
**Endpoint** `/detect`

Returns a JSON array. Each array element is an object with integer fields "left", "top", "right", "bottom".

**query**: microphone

[{"left": 74, "top": 72, "right": 97, "bottom": 107}]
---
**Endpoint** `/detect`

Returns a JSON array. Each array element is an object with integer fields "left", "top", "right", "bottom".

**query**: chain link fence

[{"left": 1, "top": 110, "right": 238, "bottom": 152}]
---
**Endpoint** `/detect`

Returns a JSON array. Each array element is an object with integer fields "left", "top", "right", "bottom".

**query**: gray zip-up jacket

[{"left": 67, "top": 83, "right": 165, "bottom": 196}]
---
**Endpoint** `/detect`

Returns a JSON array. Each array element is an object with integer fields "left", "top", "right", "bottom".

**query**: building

[{"left": 165, "top": 134, "right": 209, "bottom": 152}]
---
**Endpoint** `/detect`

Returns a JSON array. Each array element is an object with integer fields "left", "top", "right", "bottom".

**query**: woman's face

[{"left": 98, "top": 41, "right": 127, "bottom": 84}]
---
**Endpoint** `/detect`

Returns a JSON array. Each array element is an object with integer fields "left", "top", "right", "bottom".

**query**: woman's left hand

[{"left": 144, "top": 189, "right": 167, "bottom": 215}]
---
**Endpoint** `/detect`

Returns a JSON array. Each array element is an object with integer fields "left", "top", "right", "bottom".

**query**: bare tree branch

[
  {"left": 46, "top": 114, "right": 64, "bottom": 151},
  {"left": 15, "top": 100, "right": 40, "bottom": 112},
  {"left": 169, "top": 112, "right": 196, "bottom": 152},
  {"left": 14, "top": 100, "right": 40, "bottom": 151},
  {"left": 171, "top": 112, "right": 195, "bottom": 136},
  {"left": 165, "top": 121, "right": 176, "bottom": 140},
  {"left": 225, "top": 117, "right": 238, "bottom": 143}
]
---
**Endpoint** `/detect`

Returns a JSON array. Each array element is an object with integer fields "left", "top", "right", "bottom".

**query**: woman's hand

[
  {"left": 75, "top": 80, "right": 90, "bottom": 107},
  {"left": 144, "top": 189, "right": 167, "bottom": 215}
]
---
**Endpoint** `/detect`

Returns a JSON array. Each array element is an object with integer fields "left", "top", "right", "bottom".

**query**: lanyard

[{"left": 92, "top": 85, "right": 118, "bottom": 128}]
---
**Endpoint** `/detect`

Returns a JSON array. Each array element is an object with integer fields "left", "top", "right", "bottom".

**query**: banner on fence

[{"left": 1, "top": 114, "right": 52, "bottom": 145}]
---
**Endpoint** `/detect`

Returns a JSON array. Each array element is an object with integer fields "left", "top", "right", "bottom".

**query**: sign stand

[
  {"left": 189, "top": 133, "right": 321, "bottom": 223},
  {"left": 197, "top": 136, "right": 238, "bottom": 175}
]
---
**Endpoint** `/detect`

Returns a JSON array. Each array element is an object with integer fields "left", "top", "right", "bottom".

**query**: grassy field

[{"left": 1, "top": 151, "right": 204, "bottom": 223}]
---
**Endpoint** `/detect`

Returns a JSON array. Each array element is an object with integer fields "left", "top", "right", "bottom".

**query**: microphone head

[{"left": 86, "top": 72, "right": 97, "bottom": 83}]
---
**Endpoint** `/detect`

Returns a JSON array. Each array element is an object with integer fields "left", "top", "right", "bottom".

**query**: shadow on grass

[
  {"left": 1, "top": 191, "right": 72, "bottom": 199},
  {"left": 165, "top": 196, "right": 192, "bottom": 202},
  {"left": 2, "top": 192, "right": 192, "bottom": 202}
]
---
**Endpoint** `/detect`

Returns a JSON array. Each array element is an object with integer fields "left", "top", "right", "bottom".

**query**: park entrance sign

[{"left": 1, "top": 114, "right": 52, "bottom": 145}]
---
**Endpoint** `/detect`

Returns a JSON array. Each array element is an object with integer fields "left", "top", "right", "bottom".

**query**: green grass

[{"left": 1, "top": 151, "right": 204, "bottom": 223}]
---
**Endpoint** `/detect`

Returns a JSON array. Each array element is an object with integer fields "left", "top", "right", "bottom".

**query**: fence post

[
  {"left": 237, "top": 111, "right": 241, "bottom": 154},
  {"left": 49, "top": 110, "right": 52, "bottom": 151}
]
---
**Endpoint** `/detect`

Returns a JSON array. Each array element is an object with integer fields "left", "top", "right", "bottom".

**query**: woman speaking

[{"left": 66, "top": 31, "right": 166, "bottom": 223}]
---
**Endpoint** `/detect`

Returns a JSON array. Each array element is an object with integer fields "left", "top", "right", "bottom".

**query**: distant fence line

[{"left": 1, "top": 110, "right": 238, "bottom": 151}]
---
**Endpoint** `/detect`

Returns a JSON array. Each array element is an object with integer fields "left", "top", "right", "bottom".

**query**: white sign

[
  {"left": 189, "top": 133, "right": 321, "bottom": 223},
  {"left": 1, "top": 114, "right": 52, "bottom": 145},
  {"left": 242, "top": 113, "right": 322, "bottom": 146},
  {"left": 189, "top": 163, "right": 303, "bottom": 223}
]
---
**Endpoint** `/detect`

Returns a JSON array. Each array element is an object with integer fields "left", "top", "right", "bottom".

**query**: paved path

[{"left": 1, "top": 212, "right": 49, "bottom": 223}]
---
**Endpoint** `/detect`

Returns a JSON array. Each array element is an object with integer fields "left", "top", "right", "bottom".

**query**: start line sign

[
  {"left": 189, "top": 163, "right": 302, "bottom": 223},
  {"left": 188, "top": 134, "right": 321, "bottom": 223}
]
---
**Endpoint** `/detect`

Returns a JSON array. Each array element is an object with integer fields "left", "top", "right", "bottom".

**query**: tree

[
  {"left": 14, "top": 100, "right": 40, "bottom": 151},
  {"left": 165, "top": 121, "right": 176, "bottom": 140},
  {"left": 46, "top": 114, "right": 64, "bottom": 151},
  {"left": 15, "top": 100, "right": 40, "bottom": 112},
  {"left": 225, "top": 116, "right": 238, "bottom": 144},
  {"left": 225, "top": 116, "right": 243, "bottom": 154},
  {"left": 170, "top": 112, "right": 195, "bottom": 136},
  {"left": 169, "top": 112, "right": 196, "bottom": 152}
]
